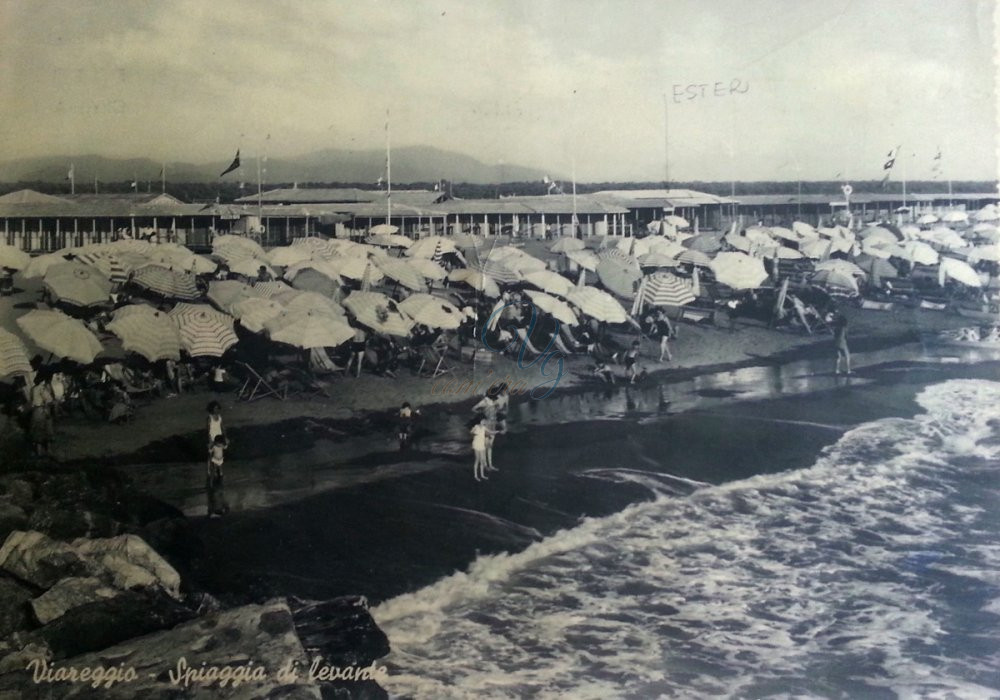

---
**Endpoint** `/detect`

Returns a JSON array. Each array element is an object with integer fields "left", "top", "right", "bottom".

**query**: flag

[
  {"left": 130, "top": 177, "right": 138, "bottom": 191},
  {"left": 883, "top": 146, "right": 899, "bottom": 171},
  {"left": 931, "top": 148, "right": 943, "bottom": 180},
  {"left": 66, "top": 164, "right": 74, "bottom": 181},
  {"left": 376, "top": 175, "right": 384, "bottom": 188},
  {"left": 220, "top": 149, "right": 241, "bottom": 177}
]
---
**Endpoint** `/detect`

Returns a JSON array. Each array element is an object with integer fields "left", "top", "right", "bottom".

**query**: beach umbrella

[
  {"left": 664, "top": 214, "right": 689, "bottom": 228},
  {"left": 628, "top": 238, "right": 653, "bottom": 257},
  {"left": 675, "top": 249, "right": 712, "bottom": 267},
  {"left": 860, "top": 227, "right": 899, "bottom": 245},
  {"left": 744, "top": 226, "right": 774, "bottom": 244},
  {"left": 289, "top": 269, "right": 338, "bottom": 296},
  {"left": 645, "top": 237, "right": 687, "bottom": 258},
  {"left": 641, "top": 272, "right": 696, "bottom": 307},
  {"left": 0, "top": 329, "right": 32, "bottom": 378},
  {"left": 682, "top": 233, "right": 724, "bottom": 254},
  {"left": 43, "top": 262, "right": 112, "bottom": 307},
  {"left": 860, "top": 238, "right": 893, "bottom": 259},
  {"left": 566, "top": 287, "right": 629, "bottom": 323},
  {"left": 855, "top": 254, "right": 898, "bottom": 281},
  {"left": 207, "top": 280, "right": 263, "bottom": 312},
  {"left": 366, "top": 233, "right": 412, "bottom": 249},
  {"left": 523, "top": 270, "right": 574, "bottom": 297},
  {"left": 899, "top": 224, "right": 921, "bottom": 239},
  {"left": 916, "top": 213, "right": 939, "bottom": 225},
  {"left": 132, "top": 264, "right": 200, "bottom": 300},
  {"left": 769, "top": 227, "right": 799, "bottom": 243},
  {"left": 564, "top": 248, "right": 600, "bottom": 271},
  {"left": 105, "top": 239, "right": 155, "bottom": 256},
  {"left": 0, "top": 244, "right": 30, "bottom": 271},
  {"left": 328, "top": 256, "right": 379, "bottom": 282},
  {"left": 724, "top": 232, "right": 754, "bottom": 253},
  {"left": 266, "top": 310, "right": 355, "bottom": 349},
  {"left": 369, "top": 223, "right": 399, "bottom": 235},
  {"left": 279, "top": 291, "right": 346, "bottom": 320},
  {"left": 72, "top": 250, "right": 129, "bottom": 284},
  {"left": 974, "top": 206, "right": 999, "bottom": 222},
  {"left": 768, "top": 245, "right": 805, "bottom": 260},
  {"left": 446, "top": 269, "right": 500, "bottom": 297},
  {"left": 597, "top": 248, "right": 630, "bottom": 262},
  {"left": 491, "top": 248, "right": 547, "bottom": 274},
  {"left": 972, "top": 222, "right": 998, "bottom": 234},
  {"left": 291, "top": 236, "right": 338, "bottom": 257},
  {"left": 811, "top": 269, "right": 859, "bottom": 294},
  {"left": 925, "top": 227, "right": 966, "bottom": 249},
  {"left": 938, "top": 257, "right": 981, "bottom": 287},
  {"left": 149, "top": 246, "right": 216, "bottom": 275},
  {"left": 596, "top": 257, "right": 642, "bottom": 297},
  {"left": 815, "top": 260, "right": 865, "bottom": 278},
  {"left": 468, "top": 259, "right": 522, "bottom": 285},
  {"left": 406, "top": 257, "right": 447, "bottom": 281},
  {"left": 523, "top": 290, "right": 579, "bottom": 326},
  {"left": 792, "top": 221, "right": 819, "bottom": 239},
  {"left": 800, "top": 239, "right": 833, "bottom": 260},
  {"left": 252, "top": 280, "right": 294, "bottom": 298},
  {"left": 374, "top": 257, "right": 426, "bottom": 291},
  {"left": 266, "top": 246, "right": 313, "bottom": 268},
  {"left": 638, "top": 252, "right": 682, "bottom": 267},
  {"left": 229, "top": 297, "right": 284, "bottom": 333},
  {"left": 941, "top": 211, "right": 968, "bottom": 224},
  {"left": 110, "top": 303, "right": 159, "bottom": 321},
  {"left": 549, "top": 238, "right": 585, "bottom": 253},
  {"left": 968, "top": 245, "right": 1000, "bottom": 263},
  {"left": 408, "top": 236, "right": 459, "bottom": 259},
  {"left": 284, "top": 258, "right": 343, "bottom": 282},
  {"left": 890, "top": 241, "right": 939, "bottom": 266},
  {"left": 16, "top": 309, "right": 102, "bottom": 364},
  {"left": 398, "top": 293, "right": 463, "bottom": 330},
  {"left": 23, "top": 253, "right": 69, "bottom": 279},
  {"left": 710, "top": 252, "right": 768, "bottom": 290},
  {"left": 107, "top": 309, "right": 182, "bottom": 362},
  {"left": 225, "top": 257, "right": 274, "bottom": 279},
  {"left": 343, "top": 291, "right": 414, "bottom": 336},
  {"left": 168, "top": 303, "right": 238, "bottom": 358},
  {"left": 212, "top": 234, "right": 266, "bottom": 259}
]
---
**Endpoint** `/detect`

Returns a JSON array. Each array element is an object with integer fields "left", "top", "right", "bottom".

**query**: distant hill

[{"left": 0, "top": 146, "right": 551, "bottom": 186}]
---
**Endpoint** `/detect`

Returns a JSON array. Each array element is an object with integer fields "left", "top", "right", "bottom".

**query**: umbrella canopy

[
  {"left": 523, "top": 290, "right": 578, "bottom": 326},
  {"left": 266, "top": 245, "right": 313, "bottom": 268},
  {"left": 366, "top": 233, "right": 412, "bottom": 249},
  {"left": 491, "top": 248, "right": 547, "bottom": 274},
  {"left": 645, "top": 237, "right": 688, "bottom": 258},
  {"left": 566, "top": 287, "right": 628, "bottom": 323},
  {"left": 168, "top": 303, "right": 238, "bottom": 358},
  {"left": 23, "top": 253, "right": 69, "bottom": 279},
  {"left": 675, "top": 249, "right": 712, "bottom": 267},
  {"left": 855, "top": 254, "right": 899, "bottom": 281},
  {"left": 226, "top": 257, "right": 275, "bottom": 279},
  {"left": 800, "top": 239, "right": 833, "bottom": 259},
  {"left": 523, "top": 270, "right": 574, "bottom": 297},
  {"left": 973, "top": 206, "right": 999, "bottom": 222},
  {"left": 744, "top": 226, "right": 775, "bottom": 244},
  {"left": 968, "top": 245, "right": 1000, "bottom": 263},
  {"left": 724, "top": 232, "right": 755, "bottom": 254},
  {"left": 132, "top": 264, "right": 200, "bottom": 300},
  {"left": 446, "top": 269, "right": 500, "bottom": 297},
  {"left": 284, "top": 258, "right": 343, "bottom": 283},
  {"left": 107, "top": 309, "right": 182, "bottom": 362},
  {"left": 150, "top": 247, "right": 216, "bottom": 275},
  {"left": 290, "top": 268, "right": 338, "bottom": 296},
  {"left": 941, "top": 211, "right": 968, "bottom": 223},
  {"left": 16, "top": 309, "right": 102, "bottom": 364},
  {"left": 768, "top": 245, "right": 805, "bottom": 260},
  {"left": 406, "top": 257, "right": 447, "bottom": 281},
  {"left": 343, "top": 291, "right": 414, "bottom": 336},
  {"left": 916, "top": 213, "right": 939, "bottom": 225},
  {"left": 861, "top": 238, "right": 894, "bottom": 259},
  {"left": 925, "top": 227, "right": 966, "bottom": 249},
  {"left": 0, "top": 244, "right": 30, "bottom": 271},
  {"left": 791, "top": 221, "right": 819, "bottom": 239},
  {"left": 939, "top": 257, "right": 981, "bottom": 287},
  {"left": 229, "top": 297, "right": 284, "bottom": 333},
  {"left": 769, "top": 227, "right": 799, "bottom": 243},
  {"left": 266, "top": 310, "right": 355, "bottom": 349},
  {"left": 637, "top": 252, "right": 681, "bottom": 267},
  {"left": 564, "top": 248, "right": 600, "bottom": 271},
  {"left": 890, "top": 241, "right": 939, "bottom": 266},
  {"left": 710, "top": 252, "right": 768, "bottom": 290},
  {"left": 212, "top": 234, "right": 266, "bottom": 259},
  {"left": 369, "top": 223, "right": 399, "bottom": 235},
  {"left": 398, "top": 293, "right": 463, "bottom": 329},
  {"left": 44, "top": 262, "right": 112, "bottom": 307},
  {"left": 811, "top": 269, "right": 859, "bottom": 294},
  {"left": 815, "top": 260, "right": 865, "bottom": 277},
  {"left": 860, "top": 227, "right": 899, "bottom": 245},
  {"left": 0, "top": 329, "right": 32, "bottom": 378},
  {"left": 596, "top": 257, "right": 642, "bottom": 298},
  {"left": 408, "top": 236, "right": 459, "bottom": 259},
  {"left": 280, "top": 291, "right": 347, "bottom": 320},
  {"left": 328, "top": 256, "right": 379, "bottom": 282},
  {"left": 374, "top": 257, "right": 426, "bottom": 291},
  {"left": 252, "top": 280, "right": 294, "bottom": 298},
  {"left": 468, "top": 259, "right": 522, "bottom": 285},
  {"left": 73, "top": 250, "right": 129, "bottom": 284},
  {"left": 663, "top": 214, "right": 689, "bottom": 228},
  {"left": 641, "top": 272, "right": 696, "bottom": 307},
  {"left": 682, "top": 233, "right": 724, "bottom": 254},
  {"left": 291, "top": 237, "right": 338, "bottom": 257},
  {"left": 207, "top": 280, "right": 263, "bottom": 312},
  {"left": 550, "top": 238, "right": 586, "bottom": 253}
]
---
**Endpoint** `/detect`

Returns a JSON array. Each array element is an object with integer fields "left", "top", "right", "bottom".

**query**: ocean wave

[{"left": 374, "top": 379, "right": 1000, "bottom": 699}]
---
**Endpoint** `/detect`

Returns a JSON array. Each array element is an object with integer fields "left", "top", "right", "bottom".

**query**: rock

[
  {"left": 14, "top": 599, "right": 323, "bottom": 698},
  {"left": 0, "top": 477, "right": 34, "bottom": 509},
  {"left": 0, "top": 503, "right": 27, "bottom": 545},
  {"left": 0, "top": 576, "right": 35, "bottom": 637},
  {"left": 27, "top": 505, "right": 119, "bottom": 541},
  {"left": 0, "top": 641, "right": 49, "bottom": 676},
  {"left": 0, "top": 531, "right": 94, "bottom": 589},
  {"left": 30, "top": 577, "right": 119, "bottom": 625},
  {"left": 72, "top": 535, "right": 181, "bottom": 600},
  {"left": 32, "top": 588, "right": 196, "bottom": 660},
  {"left": 289, "top": 597, "right": 390, "bottom": 669}
]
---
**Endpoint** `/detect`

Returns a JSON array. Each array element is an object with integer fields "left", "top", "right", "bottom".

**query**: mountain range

[{"left": 0, "top": 146, "right": 551, "bottom": 185}]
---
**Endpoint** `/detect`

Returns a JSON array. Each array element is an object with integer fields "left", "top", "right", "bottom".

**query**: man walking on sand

[{"left": 831, "top": 310, "right": 851, "bottom": 375}]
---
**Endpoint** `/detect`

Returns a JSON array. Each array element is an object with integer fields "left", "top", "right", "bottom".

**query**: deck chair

[
  {"left": 308, "top": 347, "right": 346, "bottom": 376},
  {"left": 417, "top": 335, "right": 456, "bottom": 378},
  {"left": 236, "top": 361, "right": 286, "bottom": 402},
  {"left": 284, "top": 367, "right": 331, "bottom": 399}
]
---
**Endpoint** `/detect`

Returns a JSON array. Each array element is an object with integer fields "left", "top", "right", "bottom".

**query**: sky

[{"left": 0, "top": 0, "right": 996, "bottom": 182}]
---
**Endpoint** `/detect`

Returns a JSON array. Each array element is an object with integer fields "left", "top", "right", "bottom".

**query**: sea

[{"left": 373, "top": 377, "right": 1000, "bottom": 699}]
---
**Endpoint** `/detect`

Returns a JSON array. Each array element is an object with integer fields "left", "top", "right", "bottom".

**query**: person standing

[
  {"left": 206, "top": 401, "right": 226, "bottom": 447},
  {"left": 832, "top": 311, "right": 851, "bottom": 375},
  {"left": 211, "top": 364, "right": 228, "bottom": 393},
  {"left": 470, "top": 416, "right": 493, "bottom": 482},
  {"left": 347, "top": 327, "right": 367, "bottom": 378},
  {"left": 206, "top": 435, "right": 229, "bottom": 518},
  {"left": 472, "top": 391, "right": 500, "bottom": 472},
  {"left": 29, "top": 375, "right": 54, "bottom": 456},
  {"left": 624, "top": 340, "right": 641, "bottom": 384}
]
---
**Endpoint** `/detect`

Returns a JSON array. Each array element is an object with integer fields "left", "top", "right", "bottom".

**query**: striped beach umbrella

[
  {"left": 285, "top": 259, "right": 344, "bottom": 283},
  {"left": 645, "top": 237, "right": 687, "bottom": 258},
  {"left": 374, "top": 257, "right": 426, "bottom": 291},
  {"left": 107, "top": 309, "right": 182, "bottom": 362},
  {"left": 291, "top": 237, "right": 338, "bottom": 258},
  {"left": 0, "top": 244, "right": 30, "bottom": 271},
  {"left": 150, "top": 247, "right": 217, "bottom": 275},
  {"left": 16, "top": 309, "right": 103, "bottom": 364},
  {"left": 266, "top": 245, "right": 313, "bottom": 268},
  {"left": 710, "top": 252, "right": 768, "bottom": 290},
  {"left": 0, "top": 329, "right": 32, "bottom": 378},
  {"left": 676, "top": 249, "right": 712, "bottom": 267},
  {"left": 408, "top": 236, "right": 458, "bottom": 259},
  {"left": 74, "top": 250, "right": 129, "bottom": 284},
  {"left": 523, "top": 270, "right": 574, "bottom": 297},
  {"left": 447, "top": 268, "right": 500, "bottom": 297},
  {"left": 597, "top": 257, "right": 642, "bottom": 298},
  {"left": 265, "top": 310, "right": 355, "bottom": 349},
  {"left": 468, "top": 259, "right": 521, "bottom": 285},
  {"left": 43, "top": 262, "right": 113, "bottom": 307},
  {"left": 230, "top": 297, "right": 284, "bottom": 333},
  {"left": 523, "top": 290, "right": 579, "bottom": 326},
  {"left": 398, "top": 293, "right": 463, "bottom": 329},
  {"left": 366, "top": 233, "right": 412, "bottom": 249},
  {"left": 431, "top": 240, "right": 444, "bottom": 264},
  {"left": 132, "top": 264, "right": 200, "bottom": 300},
  {"left": 343, "top": 291, "right": 415, "bottom": 337},
  {"left": 207, "top": 280, "right": 263, "bottom": 312},
  {"left": 566, "top": 287, "right": 629, "bottom": 323},
  {"left": 252, "top": 280, "right": 294, "bottom": 298},
  {"left": 407, "top": 257, "right": 447, "bottom": 281},
  {"left": 212, "top": 234, "right": 266, "bottom": 259},
  {"left": 642, "top": 272, "right": 696, "bottom": 307},
  {"left": 168, "top": 303, "right": 238, "bottom": 358}
]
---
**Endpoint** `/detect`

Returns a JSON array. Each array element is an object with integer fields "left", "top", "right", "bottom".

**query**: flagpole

[
  {"left": 162, "top": 162, "right": 166, "bottom": 194},
  {"left": 386, "top": 108, "right": 392, "bottom": 227},
  {"left": 69, "top": 164, "right": 75, "bottom": 194},
  {"left": 257, "top": 153, "right": 262, "bottom": 232},
  {"left": 662, "top": 93, "right": 670, "bottom": 189}
]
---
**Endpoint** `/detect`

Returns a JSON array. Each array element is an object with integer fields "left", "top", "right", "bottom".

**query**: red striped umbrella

[
  {"left": 168, "top": 303, "right": 238, "bottom": 358},
  {"left": 132, "top": 264, "right": 200, "bottom": 300},
  {"left": 642, "top": 272, "right": 696, "bottom": 307}
]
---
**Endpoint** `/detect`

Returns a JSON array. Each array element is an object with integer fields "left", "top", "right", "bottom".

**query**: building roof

[
  {"left": 234, "top": 187, "right": 444, "bottom": 205},
  {"left": 436, "top": 194, "right": 628, "bottom": 216},
  {"left": 0, "top": 189, "right": 209, "bottom": 218},
  {"left": 735, "top": 192, "right": 1000, "bottom": 206},
  {"left": 591, "top": 189, "right": 735, "bottom": 208}
]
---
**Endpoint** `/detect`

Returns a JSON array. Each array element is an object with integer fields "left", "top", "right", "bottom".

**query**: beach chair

[
  {"left": 308, "top": 347, "right": 347, "bottom": 376},
  {"left": 236, "top": 361, "right": 286, "bottom": 402}
]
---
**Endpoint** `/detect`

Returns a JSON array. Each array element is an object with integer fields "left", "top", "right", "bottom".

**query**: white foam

[{"left": 374, "top": 379, "right": 1000, "bottom": 698}]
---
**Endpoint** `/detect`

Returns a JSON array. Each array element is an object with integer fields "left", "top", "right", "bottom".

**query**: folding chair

[
  {"left": 416, "top": 335, "right": 455, "bottom": 378},
  {"left": 236, "top": 361, "right": 286, "bottom": 402},
  {"left": 309, "top": 347, "right": 347, "bottom": 376}
]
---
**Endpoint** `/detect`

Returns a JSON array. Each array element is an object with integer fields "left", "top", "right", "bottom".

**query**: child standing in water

[
  {"left": 470, "top": 416, "right": 494, "bottom": 482},
  {"left": 206, "top": 434, "right": 230, "bottom": 518}
]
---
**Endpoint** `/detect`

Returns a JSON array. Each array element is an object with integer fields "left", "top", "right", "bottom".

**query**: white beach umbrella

[
  {"left": 369, "top": 223, "right": 399, "bottom": 235},
  {"left": 815, "top": 260, "right": 865, "bottom": 277},
  {"left": 279, "top": 291, "right": 346, "bottom": 320},
  {"left": 373, "top": 257, "right": 426, "bottom": 291},
  {"left": 791, "top": 221, "right": 819, "bottom": 239},
  {"left": 800, "top": 239, "right": 833, "bottom": 259},
  {"left": 523, "top": 270, "right": 574, "bottom": 297},
  {"left": 645, "top": 237, "right": 687, "bottom": 258},
  {"left": 566, "top": 286, "right": 629, "bottom": 323},
  {"left": 811, "top": 269, "right": 859, "bottom": 294},
  {"left": 973, "top": 206, "right": 999, "bottom": 222},
  {"left": 230, "top": 297, "right": 284, "bottom": 333},
  {"left": 406, "top": 257, "right": 447, "bottom": 281},
  {"left": 938, "top": 257, "right": 981, "bottom": 287},
  {"left": 638, "top": 252, "right": 682, "bottom": 267},
  {"left": 266, "top": 310, "right": 355, "bottom": 349},
  {"left": 366, "top": 233, "right": 412, "bottom": 249},
  {"left": 916, "top": 213, "right": 939, "bottom": 225},
  {"left": 408, "top": 236, "right": 458, "bottom": 259},
  {"left": 0, "top": 244, "right": 30, "bottom": 271},
  {"left": 968, "top": 245, "right": 1000, "bottom": 263},
  {"left": 207, "top": 280, "right": 264, "bottom": 312},
  {"left": 43, "top": 262, "right": 112, "bottom": 307},
  {"left": 890, "top": 241, "right": 939, "bottom": 266},
  {"left": 941, "top": 211, "right": 969, "bottom": 224},
  {"left": 663, "top": 214, "right": 689, "bottom": 228},
  {"left": 343, "top": 291, "right": 414, "bottom": 336},
  {"left": 398, "top": 293, "right": 463, "bottom": 329},
  {"left": 447, "top": 269, "right": 500, "bottom": 297},
  {"left": 267, "top": 246, "right": 313, "bottom": 267},
  {"left": 212, "top": 234, "right": 266, "bottom": 259},
  {"left": 564, "top": 248, "right": 600, "bottom": 271},
  {"left": 523, "top": 290, "right": 579, "bottom": 326},
  {"left": 22, "top": 253, "right": 69, "bottom": 279},
  {"left": 710, "top": 252, "right": 768, "bottom": 290},
  {"left": 16, "top": 309, "right": 102, "bottom": 364}
]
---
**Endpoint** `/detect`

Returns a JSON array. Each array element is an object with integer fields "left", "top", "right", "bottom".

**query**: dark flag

[
  {"left": 220, "top": 150, "right": 241, "bottom": 177},
  {"left": 883, "top": 146, "right": 898, "bottom": 171}
]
